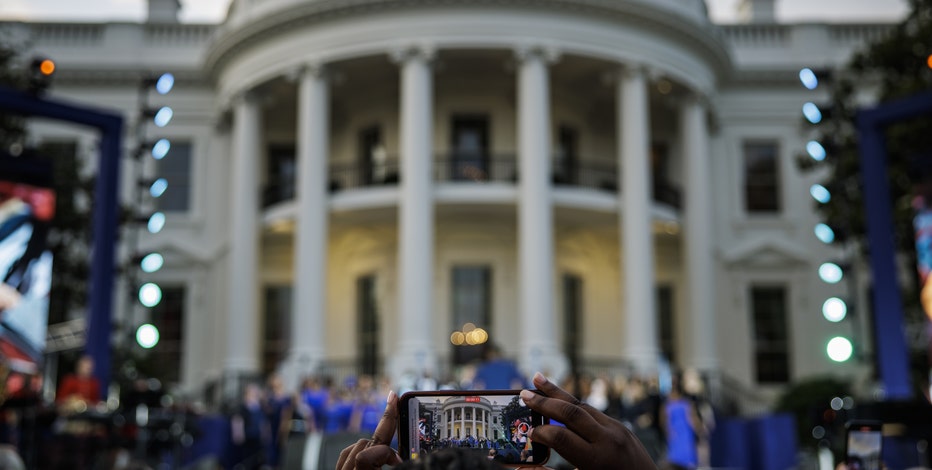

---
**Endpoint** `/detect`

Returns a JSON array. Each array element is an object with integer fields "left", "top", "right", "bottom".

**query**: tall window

[
  {"left": 451, "top": 266, "right": 492, "bottom": 365},
  {"left": 743, "top": 141, "right": 781, "bottom": 213},
  {"left": 657, "top": 285, "right": 676, "bottom": 364},
  {"left": 156, "top": 141, "right": 191, "bottom": 212},
  {"left": 562, "top": 274, "right": 582, "bottom": 375},
  {"left": 358, "top": 126, "right": 387, "bottom": 185},
  {"left": 555, "top": 125, "right": 578, "bottom": 184},
  {"left": 266, "top": 144, "right": 296, "bottom": 205},
  {"left": 149, "top": 286, "right": 185, "bottom": 384},
  {"left": 451, "top": 115, "right": 489, "bottom": 181},
  {"left": 751, "top": 286, "right": 790, "bottom": 383},
  {"left": 263, "top": 286, "right": 292, "bottom": 377},
  {"left": 357, "top": 275, "right": 380, "bottom": 376}
]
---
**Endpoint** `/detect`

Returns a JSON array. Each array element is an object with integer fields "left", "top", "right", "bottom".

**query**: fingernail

[
  {"left": 519, "top": 389, "right": 534, "bottom": 401},
  {"left": 527, "top": 426, "right": 535, "bottom": 439},
  {"left": 387, "top": 390, "right": 396, "bottom": 403},
  {"left": 533, "top": 372, "right": 547, "bottom": 385}
]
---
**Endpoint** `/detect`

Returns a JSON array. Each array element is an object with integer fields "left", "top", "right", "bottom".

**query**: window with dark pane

[
  {"left": 263, "top": 285, "right": 291, "bottom": 377},
  {"left": 562, "top": 274, "right": 582, "bottom": 376},
  {"left": 657, "top": 285, "right": 676, "bottom": 364},
  {"left": 156, "top": 141, "right": 191, "bottom": 212},
  {"left": 743, "top": 141, "right": 781, "bottom": 213},
  {"left": 149, "top": 286, "right": 185, "bottom": 384},
  {"left": 357, "top": 274, "right": 380, "bottom": 376},
  {"left": 751, "top": 286, "right": 790, "bottom": 383}
]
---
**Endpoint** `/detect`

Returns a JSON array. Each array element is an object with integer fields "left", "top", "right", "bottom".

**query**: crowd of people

[{"left": 230, "top": 361, "right": 717, "bottom": 470}]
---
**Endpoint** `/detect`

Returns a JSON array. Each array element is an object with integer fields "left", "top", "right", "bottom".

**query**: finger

[
  {"left": 528, "top": 424, "right": 591, "bottom": 466},
  {"left": 356, "top": 445, "right": 402, "bottom": 469},
  {"left": 340, "top": 439, "right": 369, "bottom": 470},
  {"left": 532, "top": 372, "right": 616, "bottom": 427},
  {"left": 336, "top": 445, "right": 352, "bottom": 469},
  {"left": 370, "top": 390, "right": 398, "bottom": 446},
  {"left": 520, "top": 389, "right": 601, "bottom": 441}
]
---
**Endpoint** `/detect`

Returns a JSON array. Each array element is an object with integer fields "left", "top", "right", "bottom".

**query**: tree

[{"left": 802, "top": 0, "right": 932, "bottom": 389}]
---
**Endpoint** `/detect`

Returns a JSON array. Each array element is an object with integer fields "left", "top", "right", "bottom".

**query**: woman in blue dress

[{"left": 662, "top": 381, "right": 701, "bottom": 470}]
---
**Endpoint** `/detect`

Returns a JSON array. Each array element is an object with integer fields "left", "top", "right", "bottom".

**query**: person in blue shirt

[{"left": 473, "top": 344, "right": 525, "bottom": 390}]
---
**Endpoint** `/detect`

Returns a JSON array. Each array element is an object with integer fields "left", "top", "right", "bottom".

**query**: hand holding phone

[
  {"left": 519, "top": 373, "right": 656, "bottom": 470},
  {"left": 398, "top": 389, "right": 550, "bottom": 465}
]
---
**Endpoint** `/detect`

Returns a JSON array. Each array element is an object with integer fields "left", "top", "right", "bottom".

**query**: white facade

[{"left": 1, "top": 0, "right": 894, "bottom": 408}]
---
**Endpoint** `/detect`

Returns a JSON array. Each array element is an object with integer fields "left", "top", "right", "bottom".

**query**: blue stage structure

[{"left": 0, "top": 86, "right": 123, "bottom": 394}]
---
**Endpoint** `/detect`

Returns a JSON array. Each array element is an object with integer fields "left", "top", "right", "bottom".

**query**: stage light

[
  {"left": 799, "top": 68, "right": 818, "bottom": 90},
  {"left": 803, "top": 102, "right": 823, "bottom": 124},
  {"left": 819, "top": 262, "right": 844, "bottom": 284},
  {"left": 807, "top": 141, "right": 826, "bottom": 161},
  {"left": 149, "top": 178, "right": 168, "bottom": 198},
  {"left": 155, "top": 73, "right": 174, "bottom": 95},
  {"left": 826, "top": 336, "right": 853, "bottom": 362},
  {"left": 136, "top": 324, "right": 160, "bottom": 349},
  {"left": 151, "top": 139, "right": 170, "bottom": 160},
  {"left": 152, "top": 106, "right": 173, "bottom": 127},
  {"left": 138, "top": 283, "right": 162, "bottom": 308},
  {"left": 822, "top": 297, "right": 847, "bottom": 322},
  {"left": 814, "top": 223, "right": 835, "bottom": 244},
  {"left": 147, "top": 212, "right": 166, "bottom": 234},
  {"left": 140, "top": 253, "right": 164, "bottom": 273},
  {"left": 810, "top": 184, "right": 831, "bottom": 204}
]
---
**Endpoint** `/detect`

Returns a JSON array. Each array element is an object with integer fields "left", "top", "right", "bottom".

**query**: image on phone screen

[
  {"left": 846, "top": 424, "right": 882, "bottom": 470},
  {"left": 399, "top": 391, "right": 548, "bottom": 465}
]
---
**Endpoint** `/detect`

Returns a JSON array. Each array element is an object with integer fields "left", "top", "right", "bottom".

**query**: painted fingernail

[{"left": 520, "top": 389, "right": 535, "bottom": 401}]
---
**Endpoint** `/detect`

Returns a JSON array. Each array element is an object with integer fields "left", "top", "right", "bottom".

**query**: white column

[
  {"left": 281, "top": 65, "right": 330, "bottom": 388},
  {"left": 225, "top": 92, "right": 261, "bottom": 373},
  {"left": 390, "top": 47, "right": 436, "bottom": 378},
  {"left": 516, "top": 46, "right": 567, "bottom": 380},
  {"left": 618, "top": 67, "right": 659, "bottom": 373},
  {"left": 682, "top": 95, "right": 718, "bottom": 371}
]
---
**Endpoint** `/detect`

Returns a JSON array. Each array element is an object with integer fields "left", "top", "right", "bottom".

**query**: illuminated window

[
  {"left": 743, "top": 141, "right": 781, "bottom": 214},
  {"left": 451, "top": 266, "right": 492, "bottom": 365},
  {"left": 751, "top": 286, "right": 790, "bottom": 383}
]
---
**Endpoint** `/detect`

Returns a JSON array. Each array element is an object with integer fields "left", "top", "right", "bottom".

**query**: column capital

[
  {"left": 389, "top": 44, "right": 436, "bottom": 64},
  {"left": 514, "top": 44, "right": 560, "bottom": 65},
  {"left": 285, "top": 62, "right": 329, "bottom": 82}
]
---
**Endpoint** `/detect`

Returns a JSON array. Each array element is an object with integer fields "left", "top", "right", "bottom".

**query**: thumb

[{"left": 355, "top": 445, "right": 402, "bottom": 468}]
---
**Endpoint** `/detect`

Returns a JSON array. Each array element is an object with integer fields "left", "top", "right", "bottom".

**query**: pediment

[{"left": 720, "top": 237, "right": 810, "bottom": 266}]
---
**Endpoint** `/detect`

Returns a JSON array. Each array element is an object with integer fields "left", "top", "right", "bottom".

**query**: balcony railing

[{"left": 261, "top": 154, "right": 681, "bottom": 209}]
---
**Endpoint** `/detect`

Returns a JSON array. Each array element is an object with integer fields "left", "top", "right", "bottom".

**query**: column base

[
  {"left": 518, "top": 344, "right": 568, "bottom": 384},
  {"left": 387, "top": 345, "right": 437, "bottom": 381}
]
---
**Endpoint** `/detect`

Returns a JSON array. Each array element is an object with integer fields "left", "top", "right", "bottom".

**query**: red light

[{"left": 465, "top": 396, "right": 481, "bottom": 403}]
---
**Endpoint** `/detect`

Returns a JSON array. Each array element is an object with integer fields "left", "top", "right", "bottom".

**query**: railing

[
  {"left": 433, "top": 153, "right": 518, "bottom": 183},
  {"left": 261, "top": 154, "right": 681, "bottom": 208},
  {"left": 329, "top": 158, "right": 401, "bottom": 192}
]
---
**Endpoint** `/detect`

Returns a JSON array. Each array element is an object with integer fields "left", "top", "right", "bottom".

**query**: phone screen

[
  {"left": 398, "top": 390, "right": 549, "bottom": 465},
  {"left": 846, "top": 422, "right": 883, "bottom": 470}
]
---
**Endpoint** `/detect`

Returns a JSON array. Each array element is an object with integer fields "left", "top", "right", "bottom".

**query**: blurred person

[
  {"left": 56, "top": 355, "right": 101, "bottom": 408},
  {"left": 474, "top": 344, "right": 524, "bottom": 390},
  {"left": 335, "top": 372, "right": 657, "bottom": 470},
  {"left": 231, "top": 383, "right": 269, "bottom": 469},
  {"left": 584, "top": 376, "right": 609, "bottom": 412},
  {"left": 622, "top": 378, "right": 664, "bottom": 462},
  {"left": 264, "top": 373, "right": 294, "bottom": 468},
  {"left": 661, "top": 381, "right": 700, "bottom": 470},
  {"left": 682, "top": 368, "right": 714, "bottom": 468},
  {"left": 300, "top": 376, "right": 330, "bottom": 432}
]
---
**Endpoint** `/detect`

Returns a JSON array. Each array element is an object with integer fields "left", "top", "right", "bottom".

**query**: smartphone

[
  {"left": 398, "top": 390, "right": 550, "bottom": 465},
  {"left": 845, "top": 420, "right": 883, "bottom": 470}
]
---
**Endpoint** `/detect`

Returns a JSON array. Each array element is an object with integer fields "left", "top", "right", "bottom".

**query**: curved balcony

[{"left": 262, "top": 154, "right": 681, "bottom": 209}]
